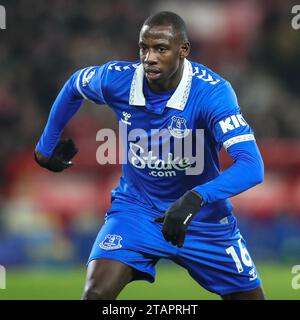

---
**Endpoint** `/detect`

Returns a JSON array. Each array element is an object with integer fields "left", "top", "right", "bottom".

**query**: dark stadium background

[{"left": 0, "top": 0, "right": 299, "bottom": 299}]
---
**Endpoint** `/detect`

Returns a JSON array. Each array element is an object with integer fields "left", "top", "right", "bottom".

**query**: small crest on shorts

[
  {"left": 99, "top": 234, "right": 123, "bottom": 250},
  {"left": 249, "top": 267, "right": 258, "bottom": 281},
  {"left": 168, "top": 116, "right": 190, "bottom": 138}
]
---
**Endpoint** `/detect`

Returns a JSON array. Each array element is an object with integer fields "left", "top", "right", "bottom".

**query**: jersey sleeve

[
  {"left": 192, "top": 81, "right": 264, "bottom": 204},
  {"left": 192, "top": 140, "right": 264, "bottom": 204},
  {"left": 203, "top": 81, "right": 255, "bottom": 151},
  {"left": 74, "top": 65, "right": 107, "bottom": 104},
  {"left": 35, "top": 64, "right": 108, "bottom": 157}
]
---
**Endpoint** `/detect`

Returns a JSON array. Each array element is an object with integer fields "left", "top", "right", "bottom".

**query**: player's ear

[{"left": 179, "top": 41, "right": 190, "bottom": 59}]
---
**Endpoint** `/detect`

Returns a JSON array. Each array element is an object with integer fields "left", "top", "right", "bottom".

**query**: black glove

[
  {"left": 34, "top": 138, "right": 78, "bottom": 172},
  {"left": 155, "top": 190, "right": 204, "bottom": 248}
]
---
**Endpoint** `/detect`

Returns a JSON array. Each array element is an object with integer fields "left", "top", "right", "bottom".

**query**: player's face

[{"left": 139, "top": 25, "right": 190, "bottom": 91}]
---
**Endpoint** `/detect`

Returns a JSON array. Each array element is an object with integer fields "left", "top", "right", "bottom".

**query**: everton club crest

[
  {"left": 168, "top": 116, "right": 190, "bottom": 138},
  {"left": 99, "top": 234, "right": 123, "bottom": 250}
]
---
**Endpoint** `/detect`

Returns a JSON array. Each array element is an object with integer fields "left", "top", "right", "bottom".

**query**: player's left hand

[{"left": 155, "top": 190, "right": 204, "bottom": 248}]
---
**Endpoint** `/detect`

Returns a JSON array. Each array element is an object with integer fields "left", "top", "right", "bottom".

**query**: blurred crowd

[
  {"left": 0, "top": 0, "right": 299, "bottom": 173},
  {"left": 0, "top": 0, "right": 300, "bottom": 265}
]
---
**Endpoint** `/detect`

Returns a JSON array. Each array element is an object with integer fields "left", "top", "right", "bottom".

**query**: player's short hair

[{"left": 142, "top": 11, "right": 188, "bottom": 42}]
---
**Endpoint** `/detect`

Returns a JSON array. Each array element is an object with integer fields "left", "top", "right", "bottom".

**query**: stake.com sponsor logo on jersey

[{"left": 95, "top": 115, "right": 252, "bottom": 177}]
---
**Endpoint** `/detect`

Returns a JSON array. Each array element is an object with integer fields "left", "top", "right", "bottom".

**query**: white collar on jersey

[{"left": 129, "top": 58, "right": 193, "bottom": 111}]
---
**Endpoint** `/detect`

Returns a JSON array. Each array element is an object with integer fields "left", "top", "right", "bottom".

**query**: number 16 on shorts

[{"left": 226, "top": 238, "right": 253, "bottom": 273}]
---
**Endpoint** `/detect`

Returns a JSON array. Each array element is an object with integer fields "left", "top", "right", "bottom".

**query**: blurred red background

[{"left": 0, "top": 0, "right": 299, "bottom": 266}]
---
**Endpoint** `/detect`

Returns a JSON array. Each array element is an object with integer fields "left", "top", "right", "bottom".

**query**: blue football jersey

[{"left": 37, "top": 59, "right": 262, "bottom": 223}]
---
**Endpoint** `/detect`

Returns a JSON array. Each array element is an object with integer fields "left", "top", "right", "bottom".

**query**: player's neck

[{"left": 146, "top": 62, "right": 184, "bottom": 93}]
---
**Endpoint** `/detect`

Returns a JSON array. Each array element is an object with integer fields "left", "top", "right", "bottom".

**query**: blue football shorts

[{"left": 88, "top": 199, "right": 262, "bottom": 296}]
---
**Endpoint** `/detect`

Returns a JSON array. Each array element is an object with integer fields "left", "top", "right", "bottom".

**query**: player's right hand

[{"left": 34, "top": 138, "right": 78, "bottom": 172}]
